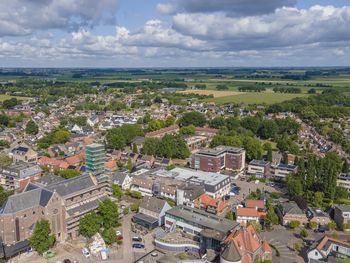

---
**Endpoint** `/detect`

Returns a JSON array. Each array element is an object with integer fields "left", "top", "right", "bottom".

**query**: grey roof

[
  {"left": 139, "top": 196, "right": 167, "bottom": 214},
  {"left": 166, "top": 205, "right": 239, "bottom": 234},
  {"left": 133, "top": 213, "right": 158, "bottom": 224},
  {"left": 334, "top": 204, "right": 350, "bottom": 213},
  {"left": 67, "top": 196, "right": 106, "bottom": 216},
  {"left": 282, "top": 201, "right": 304, "bottom": 215},
  {"left": 111, "top": 172, "right": 128, "bottom": 185},
  {"left": 35, "top": 173, "right": 65, "bottom": 186},
  {"left": 131, "top": 136, "right": 145, "bottom": 145},
  {"left": 1, "top": 188, "right": 53, "bottom": 214},
  {"left": 45, "top": 174, "right": 96, "bottom": 197},
  {"left": 249, "top": 159, "right": 270, "bottom": 166},
  {"left": 179, "top": 183, "right": 205, "bottom": 201}
]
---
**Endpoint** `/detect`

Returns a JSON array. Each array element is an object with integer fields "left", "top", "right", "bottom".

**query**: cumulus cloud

[
  {"left": 0, "top": 0, "right": 119, "bottom": 37},
  {"left": 157, "top": 0, "right": 296, "bottom": 16},
  {"left": 172, "top": 5, "right": 350, "bottom": 50}
]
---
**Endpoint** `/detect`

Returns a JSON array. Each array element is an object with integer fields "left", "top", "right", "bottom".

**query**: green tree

[
  {"left": 25, "top": 120, "right": 39, "bottom": 135},
  {"left": 313, "top": 192, "right": 324, "bottom": 208},
  {"left": 180, "top": 125, "right": 196, "bottom": 135},
  {"left": 0, "top": 154, "right": 12, "bottom": 168},
  {"left": 258, "top": 120, "right": 278, "bottom": 139},
  {"left": 342, "top": 158, "right": 349, "bottom": 173},
  {"left": 79, "top": 212, "right": 102, "bottom": 238},
  {"left": 241, "top": 116, "right": 261, "bottom": 134},
  {"left": 0, "top": 114, "right": 10, "bottom": 127},
  {"left": 265, "top": 199, "right": 279, "bottom": 227},
  {"left": 243, "top": 136, "right": 263, "bottom": 161},
  {"left": 127, "top": 157, "right": 133, "bottom": 172},
  {"left": 289, "top": 220, "right": 301, "bottom": 229},
  {"left": 225, "top": 211, "right": 236, "bottom": 221},
  {"left": 165, "top": 116, "right": 175, "bottom": 127},
  {"left": 102, "top": 227, "right": 116, "bottom": 245},
  {"left": 308, "top": 221, "right": 318, "bottom": 230},
  {"left": 98, "top": 199, "right": 119, "bottom": 228},
  {"left": 179, "top": 112, "right": 206, "bottom": 127},
  {"left": 328, "top": 220, "right": 336, "bottom": 231},
  {"left": 112, "top": 184, "right": 123, "bottom": 199},
  {"left": 29, "top": 219, "right": 56, "bottom": 255},
  {"left": 132, "top": 143, "right": 138, "bottom": 153},
  {"left": 148, "top": 119, "right": 165, "bottom": 131},
  {"left": 216, "top": 85, "right": 229, "bottom": 90},
  {"left": 300, "top": 229, "right": 308, "bottom": 238},
  {"left": 286, "top": 175, "right": 303, "bottom": 198},
  {"left": 319, "top": 152, "right": 342, "bottom": 200},
  {"left": 106, "top": 129, "right": 126, "bottom": 150},
  {"left": 55, "top": 169, "right": 80, "bottom": 179}
]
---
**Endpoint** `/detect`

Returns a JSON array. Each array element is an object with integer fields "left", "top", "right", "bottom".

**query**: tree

[
  {"left": 0, "top": 114, "right": 10, "bottom": 127},
  {"left": 319, "top": 152, "right": 342, "bottom": 200},
  {"left": 258, "top": 120, "right": 278, "bottom": 139},
  {"left": 300, "top": 229, "right": 308, "bottom": 238},
  {"left": 132, "top": 143, "right": 138, "bottom": 154},
  {"left": 29, "top": 219, "right": 56, "bottom": 255},
  {"left": 308, "top": 221, "right": 318, "bottom": 230},
  {"left": 25, "top": 120, "right": 39, "bottom": 135},
  {"left": 127, "top": 157, "right": 133, "bottom": 172},
  {"left": 2, "top": 98, "right": 19, "bottom": 109},
  {"left": 243, "top": 137, "right": 263, "bottom": 161},
  {"left": 216, "top": 85, "right": 229, "bottom": 90},
  {"left": 98, "top": 199, "right": 119, "bottom": 228},
  {"left": 286, "top": 175, "right": 303, "bottom": 198},
  {"left": 179, "top": 112, "right": 206, "bottom": 127},
  {"left": 148, "top": 119, "right": 165, "bottom": 131},
  {"left": 0, "top": 154, "right": 12, "bottom": 169},
  {"left": 55, "top": 169, "right": 80, "bottom": 179},
  {"left": 293, "top": 242, "right": 301, "bottom": 252},
  {"left": 241, "top": 116, "right": 261, "bottom": 134},
  {"left": 165, "top": 116, "right": 175, "bottom": 127},
  {"left": 112, "top": 184, "right": 123, "bottom": 199},
  {"left": 342, "top": 159, "right": 349, "bottom": 173},
  {"left": 328, "top": 220, "right": 336, "bottom": 231},
  {"left": 79, "top": 212, "right": 102, "bottom": 238},
  {"left": 106, "top": 129, "right": 126, "bottom": 150},
  {"left": 225, "top": 211, "right": 236, "bottom": 221},
  {"left": 289, "top": 220, "right": 301, "bottom": 229},
  {"left": 313, "top": 192, "right": 324, "bottom": 208},
  {"left": 308, "top": 88, "right": 317, "bottom": 94},
  {"left": 265, "top": 199, "right": 279, "bottom": 227},
  {"left": 180, "top": 125, "right": 196, "bottom": 135},
  {"left": 102, "top": 227, "right": 116, "bottom": 245}
]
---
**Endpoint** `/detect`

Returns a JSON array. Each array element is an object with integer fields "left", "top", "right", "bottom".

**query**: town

[{"left": 0, "top": 67, "right": 350, "bottom": 263}]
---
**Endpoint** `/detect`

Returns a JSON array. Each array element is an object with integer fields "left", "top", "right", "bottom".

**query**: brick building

[{"left": 191, "top": 146, "right": 245, "bottom": 173}]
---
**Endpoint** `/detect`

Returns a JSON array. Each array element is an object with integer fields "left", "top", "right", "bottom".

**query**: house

[
  {"left": 87, "top": 115, "right": 99, "bottom": 127},
  {"left": 194, "top": 193, "right": 226, "bottom": 215},
  {"left": 333, "top": 205, "right": 350, "bottom": 229},
  {"left": 221, "top": 225, "right": 272, "bottom": 263},
  {"left": 271, "top": 151, "right": 282, "bottom": 168},
  {"left": 176, "top": 183, "right": 205, "bottom": 207},
  {"left": 185, "top": 135, "right": 208, "bottom": 153},
  {"left": 133, "top": 196, "right": 171, "bottom": 229},
  {"left": 10, "top": 144, "right": 38, "bottom": 163},
  {"left": 145, "top": 125, "right": 179, "bottom": 138},
  {"left": 236, "top": 201, "right": 266, "bottom": 224},
  {"left": 105, "top": 160, "right": 117, "bottom": 174},
  {"left": 274, "top": 164, "right": 297, "bottom": 179},
  {"left": 131, "top": 136, "right": 145, "bottom": 153},
  {"left": 111, "top": 171, "right": 132, "bottom": 190},
  {"left": 277, "top": 201, "right": 308, "bottom": 226},
  {"left": 247, "top": 160, "right": 270, "bottom": 177},
  {"left": 307, "top": 236, "right": 350, "bottom": 262},
  {"left": 0, "top": 162, "right": 42, "bottom": 190},
  {"left": 191, "top": 146, "right": 245, "bottom": 174},
  {"left": 337, "top": 173, "right": 350, "bottom": 192},
  {"left": 307, "top": 208, "right": 331, "bottom": 226},
  {"left": 38, "top": 156, "right": 69, "bottom": 171}
]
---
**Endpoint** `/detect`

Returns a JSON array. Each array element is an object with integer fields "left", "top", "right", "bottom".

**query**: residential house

[
  {"left": 194, "top": 193, "right": 226, "bottom": 215},
  {"left": 10, "top": 144, "right": 38, "bottom": 163},
  {"left": 333, "top": 205, "right": 350, "bottom": 229},
  {"left": 307, "top": 208, "right": 331, "bottom": 226},
  {"left": 0, "top": 161, "right": 42, "bottom": 190},
  {"left": 176, "top": 183, "right": 205, "bottom": 207},
  {"left": 111, "top": 171, "right": 132, "bottom": 190},
  {"left": 247, "top": 160, "right": 270, "bottom": 177},
  {"left": 274, "top": 164, "right": 297, "bottom": 179},
  {"left": 145, "top": 125, "right": 179, "bottom": 138},
  {"left": 277, "top": 201, "right": 308, "bottom": 226},
  {"left": 307, "top": 236, "right": 350, "bottom": 262},
  {"left": 133, "top": 196, "right": 171, "bottom": 229},
  {"left": 221, "top": 225, "right": 272, "bottom": 263}
]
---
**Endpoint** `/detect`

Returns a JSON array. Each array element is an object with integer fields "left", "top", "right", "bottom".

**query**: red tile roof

[{"left": 246, "top": 200, "right": 265, "bottom": 209}]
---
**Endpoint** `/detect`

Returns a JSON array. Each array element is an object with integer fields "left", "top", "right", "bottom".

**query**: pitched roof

[
  {"left": 316, "top": 235, "right": 350, "bottom": 257},
  {"left": 236, "top": 208, "right": 259, "bottom": 217},
  {"left": 1, "top": 188, "right": 53, "bottom": 214},
  {"left": 139, "top": 196, "right": 167, "bottom": 214},
  {"left": 246, "top": 200, "right": 265, "bottom": 209}
]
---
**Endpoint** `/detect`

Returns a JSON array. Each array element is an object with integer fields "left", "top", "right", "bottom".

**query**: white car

[
  {"left": 82, "top": 248, "right": 91, "bottom": 258},
  {"left": 116, "top": 230, "right": 122, "bottom": 236}
]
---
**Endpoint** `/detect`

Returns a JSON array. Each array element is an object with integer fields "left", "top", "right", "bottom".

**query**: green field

[
  {"left": 0, "top": 95, "right": 29, "bottom": 102},
  {"left": 204, "top": 92, "right": 310, "bottom": 105}
]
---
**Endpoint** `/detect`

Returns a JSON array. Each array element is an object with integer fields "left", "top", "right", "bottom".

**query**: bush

[
  {"left": 270, "top": 192, "right": 280, "bottom": 199},
  {"left": 342, "top": 223, "right": 350, "bottom": 230},
  {"left": 289, "top": 220, "right": 301, "bottom": 229},
  {"left": 293, "top": 242, "right": 301, "bottom": 252},
  {"left": 328, "top": 220, "right": 337, "bottom": 231},
  {"left": 300, "top": 229, "right": 308, "bottom": 238},
  {"left": 308, "top": 221, "right": 318, "bottom": 230}
]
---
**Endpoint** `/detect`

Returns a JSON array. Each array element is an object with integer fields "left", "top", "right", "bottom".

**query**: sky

[{"left": 0, "top": 0, "right": 349, "bottom": 67}]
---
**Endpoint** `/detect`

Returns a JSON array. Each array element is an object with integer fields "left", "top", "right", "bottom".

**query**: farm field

[
  {"left": 178, "top": 89, "right": 244, "bottom": 98},
  {"left": 203, "top": 92, "right": 310, "bottom": 105},
  {"left": 0, "top": 95, "right": 29, "bottom": 102}
]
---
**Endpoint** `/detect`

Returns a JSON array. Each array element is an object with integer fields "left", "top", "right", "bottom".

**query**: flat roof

[
  {"left": 166, "top": 205, "right": 239, "bottom": 234},
  {"left": 159, "top": 167, "right": 229, "bottom": 186},
  {"left": 196, "top": 146, "right": 244, "bottom": 156},
  {"left": 249, "top": 159, "right": 270, "bottom": 166}
]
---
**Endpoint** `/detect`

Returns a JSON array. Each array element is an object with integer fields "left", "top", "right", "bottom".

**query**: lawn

[
  {"left": 204, "top": 92, "right": 310, "bottom": 105},
  {"left": 0, "top": 94, "right": 29, "bottom": 102}
]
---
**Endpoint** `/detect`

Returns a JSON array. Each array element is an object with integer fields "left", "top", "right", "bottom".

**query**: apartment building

[
  {"left": 337, "top": 173, "right": 350, "bottom": 192},
  {"left": 0, "top": 161, "right": 42, "bottom": 190},
  {"left": 191, "top": 146, "right": 245, "bottom": 173},
  {"left": 274, "top": 164, "right": 297, "bottom": 179},
  {"left": 247, "top": 160, "right": 270, "bottom": 177},
  {"left": 333, "top": 205, "right": 350, "bottom": 229},
  {"left": 86, "top": 143, "right": 106, "bottom": 175}
]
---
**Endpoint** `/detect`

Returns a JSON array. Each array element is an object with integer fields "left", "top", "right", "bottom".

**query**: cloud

[
  {"left": 172, "top": 5, "right": 350, "bottom": 50},
  {"left": 157, "top": 0, "right": 296, "bottom": 16},
  {"left": 0, "top": 0, "right": 119, "bottom": 37}
]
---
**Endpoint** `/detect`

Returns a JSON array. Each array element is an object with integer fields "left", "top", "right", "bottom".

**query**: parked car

[
  {"left": 116, "top": 230, "right": 122, "bottom": 236},
  {"left": 132, "top": 243, "right": 145, "bottom": 249},
  {"left": 82, "top": 248, "right": 91, "bottom": 258},
  {"left": 132, "top": 236, "right": 142, "bottom": 242}
]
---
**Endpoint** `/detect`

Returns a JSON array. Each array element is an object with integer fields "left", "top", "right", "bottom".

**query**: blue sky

[{"left": 0, "top": 0, "right": 349, "bottom": 67}]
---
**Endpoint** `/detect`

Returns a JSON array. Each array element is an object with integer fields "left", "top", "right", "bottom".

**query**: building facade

[{"left": 86, "top": 143, "right": 106, "bottom": 175}]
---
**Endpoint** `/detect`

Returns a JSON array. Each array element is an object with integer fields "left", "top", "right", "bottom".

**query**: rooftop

[
  {"left": 249, "top": 159, "right": 270, "bottom": 166},
  {"left": 166, "top": 205, "right": 239, "bottom": 234},
  {"left": 196, "top": 146, "right": 244, "bottom": 156}
]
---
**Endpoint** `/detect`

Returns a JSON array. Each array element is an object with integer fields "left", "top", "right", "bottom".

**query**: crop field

[
  {"left": 0, "top": 95, "right": 29, "bottom": 102},
  {"left": 178, "top": 89, "right": 244, "bottom": 98},
  {"left": 203, "top": 92, "right": 310, "bottom": 105}
]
